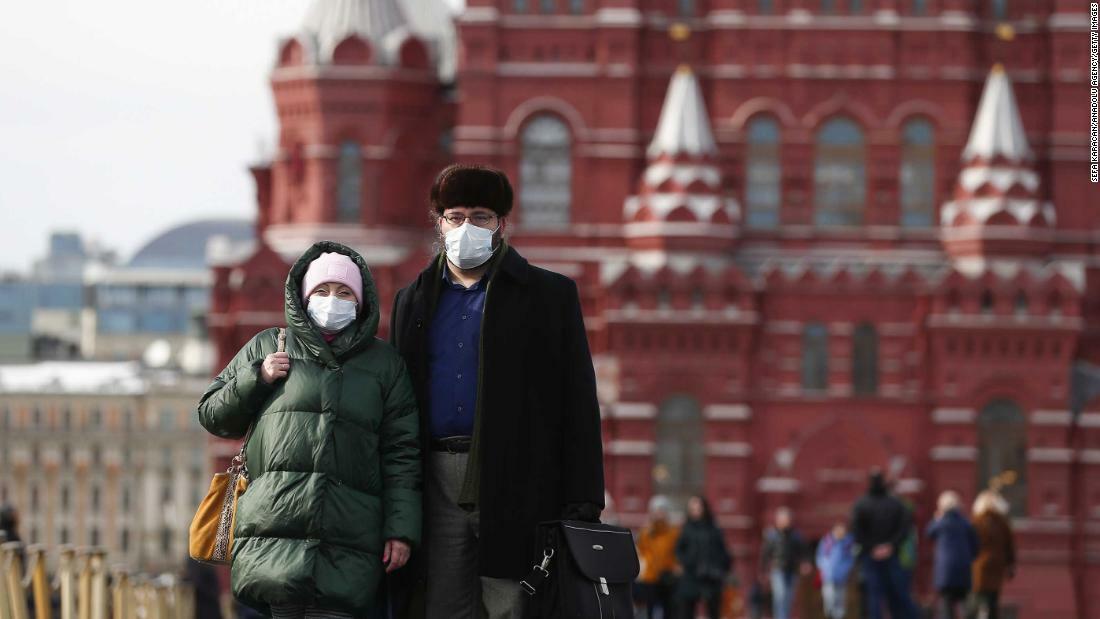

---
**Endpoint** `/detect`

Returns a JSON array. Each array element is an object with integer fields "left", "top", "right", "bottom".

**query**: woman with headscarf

[
  {"left": 197, "top": 241, "right": 421, "bottom": 619},
  {"left": 925, "top": 491, "right": 978, "bottom": 619},
  {"left": 674, "top": 495, "right": 731, "bottom": 619},
  {"left": 971, "top": 491, "right": 1016, "bottom": 619}
]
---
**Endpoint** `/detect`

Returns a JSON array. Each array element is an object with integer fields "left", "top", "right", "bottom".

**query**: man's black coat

[{"left": 389, "top": 245, "right": 605, "bottom": 578}]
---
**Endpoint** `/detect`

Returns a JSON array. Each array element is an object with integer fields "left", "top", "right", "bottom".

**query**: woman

[
  {"left": 635, "top": 495, "right": 680, "bottom": 619},
  {"left": 925, "top": 491, "right": 978, "bottom": 619},
  {"left": 197, "top": 241, "right": 421, "bottom": 618},
  {"left": 972, "top": 491, "right": 1016, "bottom": 619},
  {"left": 674, "top": 495, "right": 731, "bottom": 619}
]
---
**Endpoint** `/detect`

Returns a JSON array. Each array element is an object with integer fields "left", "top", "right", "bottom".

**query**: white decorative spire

[
  {"left": 647, "top": 66, "right": 718, "bottom": 159},
  {"left": 941, "top": 64, "right": 1054, "bottom": 261},
  {"left": 301, "top": 0, "right": 408, "bottom": 61},
  {"left": 623, "top": 66, "right": 739, "bottom": 251},
  {"left": 961, "top": 64, "right": 1033, "bottom": 162},
  {"left": 401, "top": 0, "right": 458, "bottom": 81}
]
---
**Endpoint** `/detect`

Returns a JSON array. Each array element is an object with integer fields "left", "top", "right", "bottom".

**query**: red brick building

[{"left": 207, "top": 1, "right": 1098, "bottom": 616}]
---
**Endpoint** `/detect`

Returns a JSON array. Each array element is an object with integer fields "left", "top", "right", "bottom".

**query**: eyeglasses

[{"left": 441, "top": 213, "right": 498, "bottom": 227}]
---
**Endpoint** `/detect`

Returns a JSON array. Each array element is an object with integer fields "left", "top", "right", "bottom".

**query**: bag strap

[
  {"left": 520, "top": 547, "right": 554, "bottom": 596},
  {"left": 234, "top": 327, "right": 285, "bottom": 477}
]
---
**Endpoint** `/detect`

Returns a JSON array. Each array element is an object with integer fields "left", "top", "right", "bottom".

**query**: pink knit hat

[{"left": 301, "top": 252, "right": 362, "bottom": 305}]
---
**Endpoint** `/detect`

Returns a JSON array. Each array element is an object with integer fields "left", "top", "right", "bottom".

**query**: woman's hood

[{"left": 284, "top": 241, "right": 380, "bottom": 362}]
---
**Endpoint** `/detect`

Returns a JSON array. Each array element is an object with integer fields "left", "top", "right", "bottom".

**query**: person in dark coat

[
  {"left": 674, "top": 496, "right": 731, "bottom": 619},
  {"left": 924, "top": 491, "right": 978, "bottom": 619},
  {"left": 851, "top": 469, "right": 917, "bottom": 619},
  {"left": 389, "top": 164, "right": 605, "bottom": 619},
  {"left": 0, "top": 504, "right": 25, "bottom": 567},
  {"left": 759, "top": 507, "right": 807, "bottom": 619},
  {"left": 971, "top": 491, "right": 1016, "bottom": 619},
  {"left": 0, "top": 504, "right": 20, "bottom": 544},
  {"left": 198, "top": 242, "right": 422, "bottom": 619},
  {"left": 184, "top": 559, "right": 224, "bottom": 619}
]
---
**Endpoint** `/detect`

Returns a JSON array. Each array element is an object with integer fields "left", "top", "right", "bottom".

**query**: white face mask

[
  {"left": 444, "top": 221, "right": 498, "bottom": 270},
  {"left": 307, "top": 295, "right": 357, "bottom": 333}
]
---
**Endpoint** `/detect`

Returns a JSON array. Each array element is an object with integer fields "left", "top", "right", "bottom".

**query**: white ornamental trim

[
  {"left": 1079, "top": 449, "right": 1100, "bottom": 464},
  {"left": 930, "top": 445, "right": 978, "bottom": 461},
  {"left": 959, "top": 166, "right": 1040, "bottom": 194},
  {"left": 458, "top": 7, "right": 499, "bottom": 23},
  {"left": 757, "top": 477, "right": 800, "bottom": 493},
  {"left": 704, "top": 442, "right": 753, "bottom": 458},
  {"left": 593, "top": 8, "right": 643, "bottom": 26},
  {"left": 931, "top": 408, "right": 976, "bottom": 424},
  {"left": 1031, "top": 410, "right": 1073, "bottom": 426},
  {"left": 643, "top": 162, "right": 722, "bottom": 190},
  {"left": 940, "top": 197, "right": 1055, "bottom": 227},
  {"left": 612, "top": 403, "right": 658, "bottom": 419},
  {"left": 703, "top": 404, "right": 752, "bottom": 421},
  {"left": 1028, "top": 448, "right": 1074, "bottom": 463},
  {"left": 607, "top": 440, "right": 655, "bottom": 456},
  {"left": 622, "top": 220, "right": 739, "bottom": 239},
  {"left": 1078, "top": 413, "right": 1100, "bottom": 427}
]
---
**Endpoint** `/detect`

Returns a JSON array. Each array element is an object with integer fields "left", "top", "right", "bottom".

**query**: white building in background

[
  {"left": 0, "top": 361, "right": 212, "bottom": 574},
  {"left": 81, "top": 219, "right": 253, "bottom": 363}
]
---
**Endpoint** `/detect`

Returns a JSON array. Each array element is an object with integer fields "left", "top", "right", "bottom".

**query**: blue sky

[{"left": 0, "top": 0, "right": 461, "bottom": 273}]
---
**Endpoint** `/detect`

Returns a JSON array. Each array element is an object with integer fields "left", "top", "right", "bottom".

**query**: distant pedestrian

[
  {"left": 851, "top": 469, "right": 917, "bottom": 619},
  {"left": 0, "top": 504, "right": 20, "bottom": 544},
  {"left": 760, "top": 507, "right": 807, "bottom": 619},
  {"left": 635, "top": 495, "right": 680, "bottom": 619},
  {"left": 675, "top": 496, "right": 731, "bottom": 619},
  {"left": 971, "top": 491, "right": 1016, "bottom": 619},
  {"left": 816, "top": 522, "right": 856, "bottom": 619},
  {"left": 925, "top": 491, "right": 978, "bottom": 619},
  {"left": 185, "top": 559, "right": 224, "bottom": 619}
]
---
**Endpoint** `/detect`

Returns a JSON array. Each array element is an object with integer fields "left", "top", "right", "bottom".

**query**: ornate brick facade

[{"left": 208, "top": 2, "right": 1097, "bottom": 616}]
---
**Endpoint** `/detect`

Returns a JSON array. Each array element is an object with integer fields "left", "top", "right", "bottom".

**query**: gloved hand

[{"left": 562, "top": 502, "right": 602, "bottom": 523}]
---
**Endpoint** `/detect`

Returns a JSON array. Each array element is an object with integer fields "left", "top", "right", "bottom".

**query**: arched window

[
  {"left": 678, "top": 0, "right": 695, "bottom": 16},
  {"left": 336, "top": 140, "right": 362, "bottom": 223},
  {"left": 821, "top": 0, "right": 834, "bottom": 14},
  {"left": 900, "top": 119, "right": 935, "bottom": 227},
  {"left": 520, "top": 115, "right": 572, "bottom": 228},
  {"left": 852, "top": 323, "right": 878, "bottom": 395},
  {"left": 540, "top": 0, "right": 554, "bottom": 13},
  {"left": 759, "top": 0, "right": 773, "bottom": 13},
  {"left": 654, "top": 396, "right": 705, "bottom": 507},
  {"left": 514, "top": 0, "right": 528, "bottom": 13},
  {"left": 849, "top": 0, "right": 862, "bottom": 12},
  {"left": 802, "top": 322, "right": 829, "bottom": 391},
  {"left": 912, "top": 0, "right": 926, "bottom": 14},
  {"left": 814, "top": 118, "right": 866, "bottom": 227},
  {"left": 745, "top": 116, "right": 782, "bottom": 229},
  {"left": 978, "top": 399, "right": 1027, "bottom": 516}
]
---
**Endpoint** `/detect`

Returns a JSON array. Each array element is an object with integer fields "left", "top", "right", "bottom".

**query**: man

[
  {"left": 851, "top": 469, "right": 917, "bottom": 619},
  {"left": 390, "top": 164, "right": 605, "bottom": 618},
  {"left": 635, "top": 495, "right": 680, "bottom": 619},
  {"left": 759, "top": 507, "right": 808, "bottom": 619}
]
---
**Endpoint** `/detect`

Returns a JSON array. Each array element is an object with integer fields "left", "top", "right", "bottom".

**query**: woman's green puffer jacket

[{"left": 197, "top": 241, "right": 421, "bottom": 616}]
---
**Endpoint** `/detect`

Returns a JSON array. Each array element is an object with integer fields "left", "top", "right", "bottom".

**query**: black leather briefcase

[{"left": 521, "top": 521, "right": 640, "bottom": 618}]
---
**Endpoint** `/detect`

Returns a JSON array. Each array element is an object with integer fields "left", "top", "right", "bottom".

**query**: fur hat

[{"left": 430, "top": 164, "right": 514, "bottom": 217}]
